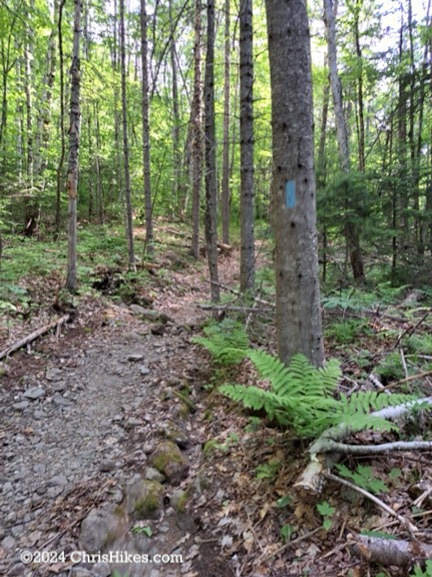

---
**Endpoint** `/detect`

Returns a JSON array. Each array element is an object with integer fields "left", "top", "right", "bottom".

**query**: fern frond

[{"left": 192, "top": 322, "right": 249, "bottom": 365}]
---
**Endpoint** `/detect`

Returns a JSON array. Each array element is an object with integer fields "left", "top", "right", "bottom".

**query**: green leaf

[
  {"left": 317, "top": 501, "right": 335, "bottom": 517},
  {"left": 276, "top": 495, "right": 292, "bottom": 508},
  {"left": 323, "top": 518, "right": 332, "bottom": 531}
]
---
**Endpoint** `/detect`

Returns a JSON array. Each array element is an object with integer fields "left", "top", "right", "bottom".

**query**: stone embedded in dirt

[
  {"left": 144, "top": 467, "right": 166, "bottom": 483},
  {"left": 159, "top": 420, "right": 190, "bottom": 450},
  {"left": 48, "top": 474, "right": 68, "bottom": 487},
  {"left": 53, "top": 393, "right": 74, "bottom": 407},
  {"left": 93, "top": 561, "right": 111, "bottom": 577},
  {"left": 149, "top": 441, "right": 189, "bottom": 486},
  {"left": 125, "top": 478, "right": 164, "bottom": 520},
  {"left": 46, "top": 368, "right": 63, "bottom": 381},
  {"left": 128, "top": 353, "right": 144, "bottom": 362},
  {"left": 23, "top": 387, "right": 45, "bottom": 400},
  {"left": 79, "top": 505, "right": 127, "bottom": 553},
  {"left": 139, "top": 366, "right": 151, "bottom": 376},
  {"left": 151, "top": 324, "right": 166, "bottom": 336},
  {"left": 99, "top": 459, "right": 116, "bottom": 472},
  {"left": 1, "top": 535, "right": 16, "bottom": 550},
  {"left": 12, "top": 401, "right": 30, "bottom": 411},
  {"left": 52, "top": 382, "right": 66, "bottom": 392}
]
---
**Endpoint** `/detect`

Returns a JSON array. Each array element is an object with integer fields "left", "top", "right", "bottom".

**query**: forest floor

[{"left": 1, "top": 225, "right": 432, "bottom": 577}]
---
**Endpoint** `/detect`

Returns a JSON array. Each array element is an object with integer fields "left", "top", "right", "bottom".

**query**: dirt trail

[{"left": 0, "top": 252, "right": 239, "bottom": 577}]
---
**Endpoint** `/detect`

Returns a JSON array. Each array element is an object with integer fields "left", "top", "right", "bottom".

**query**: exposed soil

[{"left": 2, "top": 235, "right": 432, "bottom": 577}]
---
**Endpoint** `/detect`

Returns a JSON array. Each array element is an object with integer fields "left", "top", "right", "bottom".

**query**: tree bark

[
  {"left": 323, "top": 0, "right": 365, "bottom": 284},
  {"left": 120, "top": 0, "right": 136, "bottom": 271},
  {"left": 191, "top": 0, "right": 203, "bottom": 260},
  {"left": 66, "top": 0, "right": 82, "bottom": 292},
  {"left": 204, "top": 0, "right": 219, "bottom": 302},
  {"left": 221, "top": 0, "right": 231, "bottom": 245},
  {"left": 265, "top": 0, "right": 324, "bottom": 366},
  {"left": 140, "top": 0, "right": 153, "bottom": 256},
  {"left": 239, "top": 0, "right": 255, "bottom": 293}
]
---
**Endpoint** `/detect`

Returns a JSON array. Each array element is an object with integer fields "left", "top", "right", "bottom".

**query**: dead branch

[
  {"left": 205, "top": 280, "right": 273, "bottom": 307},
  {"left": 384, "top": 370, "right": 432, "bottom": 389},
  {"left": 198, "top": 304, "right": 272, "bottom": 313},
  {"left": 0, "top": 314, "right": 71, "bottom": 360},
  {"left": 313, "top": 439, "right": 432, "bottom": 455},
  {"left": 351, "top": 533, "right": 432, "bottom": 567},
  {"left": 294, "top": 397, "right": 432, "bottom": 494},
  {"left": 394, "top": 311, "right": 430, "bottom": 349},
  {"left": 323, "top": 472, "right": 418, "bottom": 533}
]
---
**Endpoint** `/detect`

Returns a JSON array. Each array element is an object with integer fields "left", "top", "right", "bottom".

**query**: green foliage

[
  {"left": 220, "top": 351, "right": 415, "bottom": 438},
  {"left": 280, "top": 524, "right": 294, "bottom": 543},
  {"left": 375, "top": 352, "right": 405, "bottom": 382},
  {"left": 255, "top": 459, "right": 281, "bottom": 481},
  {"left": 405, "top": 334, "right": 432, "bottom": 356},
  {"left": 276, "top": 495, "right": 292, "bottom": 508},
  {"left": 336, "top": 464, "right": 389, "bottom": 494},
  {"left": 192, "top": 319, "right": 249, "bottom": 365},
  {"left": 410, "top": 561, "right": 432, "bottom": 577},
  {"left": 316, "top": 501, "right": 336, "bottom": 531},
  {"left": 325, "top": 318, "right": 373, "bottom": 344},
  {"left": 131, "top": 525, "right": 153, "bottom": 537}
]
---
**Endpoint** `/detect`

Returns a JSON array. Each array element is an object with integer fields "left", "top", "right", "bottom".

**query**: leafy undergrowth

[
  {"left": 195, "top": 286, "right": 432, "bottom": 577},
  {"left": 2, "top": 225, "right": 432, "bottom": 576}
]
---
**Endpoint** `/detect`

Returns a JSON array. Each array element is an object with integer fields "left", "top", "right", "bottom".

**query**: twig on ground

[
  {"left": 394, "top": 311, "right": 430, "bottom": 349},
  {"left": 313, "top": 439, "right": 432, "bottom": 455},
  {"left": 0, "top": 314, "right": 71, "bottom": 360},
  {"left": 400, "top": 348, "right": 408, "bottom": 378},
  {"left": 323, "top": 472, "right": 418, "bottom": 534},
  {"left": 259, "top": 527, "right": 321, "bottom": 564}
]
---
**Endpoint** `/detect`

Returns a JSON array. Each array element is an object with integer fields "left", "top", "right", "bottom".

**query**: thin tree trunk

[
  {"left": 323, "top": 0, "right": 365, "bottom": 284},
  {"left": 204, "top": 0, "right": 219, "bottom": 302},
  {"left": 221, "top": 0, "right": 231, "bottom": 245},
  {"left": 65, "top": 0, "right": 82, "bottom": 292},
  {"left": 55, "top": 0, "right": 66, "bottom": 240},
  {"left": 239, "top": 0, "right": 255, "bottom": 292},
  {"left": 191, "top": 0, "right": 203, "bottom": 260},
  {"left": 265, "top": 0, "right": 324, "bottom": 367},
  {"left": 120, "top": 0, "right": 136, "bottom": 270},
  {"left": 140, "top": 0, "right": 153, "bottom": 255},
  {"left": 169, "top": 0, "right": 181, "bottom": 217}
]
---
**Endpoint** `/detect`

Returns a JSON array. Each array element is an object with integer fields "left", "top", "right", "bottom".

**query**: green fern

[
  {"left": 220, "top": 351, "right": 417, "bottom": 438},
  {"left": 192, "top": 319, "right": 249, "bottom": 365}
]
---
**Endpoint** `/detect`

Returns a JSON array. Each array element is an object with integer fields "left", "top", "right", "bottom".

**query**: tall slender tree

[
  {"left": 66, "top": 0, "right": 82, "bottom": 291},
  {"left": 120, "top": 0, "right": 136, "bottom": 270},
  {"left": 204, "top": 0, "right": 219, "bottom": 302},
  {"left": 140, "top": 0, "right": 153, "bottom": 255},
  {"left": 324, "top": 0, "right": 365, "bottom": 284},
  {"left": 191, "top": 0, "right": 203, "bottom": 259},
  {"left": 221, "top": 0, "right": 231, "bottom": 245},
  {"left": 265, "top": 0, "right": 324, "bottom": 366},
  {"left": 239, "top": 0, "right": 255, "bottom": 292}
]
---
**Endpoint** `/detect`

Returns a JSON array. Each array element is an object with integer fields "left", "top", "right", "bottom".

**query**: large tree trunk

[
  {"left": 323, "top": 0, "right": 365, "bottom": 284},
  {"left": 140, "top": 0, "right": 153, "bottom": 255},
  {"left": 66, "top": 0, "right": 82, "bottom": 292},
  {"left": 120, "top": 0, "right": 136, "bottom": 270},
  {"left": 239, "top": 0, "right": 255, "bottom": 293},
  {"left": 191, "top": 0, "right": 203, "bottom": 260},
  {"left": 204, "top": 0, "right": 219, "bottom": 302},
  {"left": 55, "top": 0, "right": 66, "bottom": 240},
  {"left": 265, "top": 0, "right": 324, "bottom": 367},
  {"left": 221, "top": 0, "right": 231, "bottom": 245}
]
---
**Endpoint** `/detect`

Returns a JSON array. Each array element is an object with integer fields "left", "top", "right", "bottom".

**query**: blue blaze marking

[{"left": 285, "top": 180, "right": 296, "bottom": 209}]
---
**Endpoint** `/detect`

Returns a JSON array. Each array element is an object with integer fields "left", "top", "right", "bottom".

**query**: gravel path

[{"left": 0, "top": 311, "right": 210, "bottom": 577}]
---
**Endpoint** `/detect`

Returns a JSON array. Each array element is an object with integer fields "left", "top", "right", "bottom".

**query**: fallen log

[
  {"left": 0, "top": 314, "right": 71, "bottom": 360},
  {"left": 351, "top": 533, "right": 432, "bottom": 568}
]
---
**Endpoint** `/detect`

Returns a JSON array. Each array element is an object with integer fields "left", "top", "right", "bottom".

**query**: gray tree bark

[
  {"left": 120, "top": 0, "right": 136, "bottom": 270},
  {"left": 204, "top": 0, "right": 219, "bottom": 302},
  {"left": 66, "top": 0, "right": 82, "bottom": 292},
  {"left": 221, "top": 0, "right": 231, "bottom": 245},
  {"left": 239, "top": 0, "right": 255, "bottom": 292},
  {"left": 265, "top": 0, "right": 324, "bottom": 366},
  {"left": 140, "top": 0, "right": 153, "bottom": 255},
  {"left": 323, "top": 0, "right": 365, "bottom": 284},
  {"left": 191, "top": 0, "right": 203, "bottom": 259}
]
